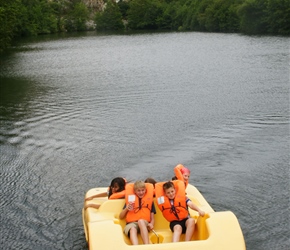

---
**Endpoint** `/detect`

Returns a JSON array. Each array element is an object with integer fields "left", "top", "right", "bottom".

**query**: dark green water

[{"left": 0, "top": 31, "right": 289, "bottom": 249}]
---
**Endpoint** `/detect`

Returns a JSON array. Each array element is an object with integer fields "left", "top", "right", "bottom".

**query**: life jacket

[
  {"left": 155, "top": 180, "right": 189, "bottom": 222},
  {"left": 174, "top": 164, "right": 188, "bottom": 188},
  {"left": 109, "top": 190, "right": 125, "bottom": 200},
  {"left": 125, "top": 183, "right": 154, "bottom": 223}
]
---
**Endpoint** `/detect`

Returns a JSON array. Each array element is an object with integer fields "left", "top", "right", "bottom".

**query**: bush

[
  {"left": 127, "top": 0, "right": 163, "bottom": 30},
  {"left": 95, "top": 1, "right": 124, "bottom": 30}
]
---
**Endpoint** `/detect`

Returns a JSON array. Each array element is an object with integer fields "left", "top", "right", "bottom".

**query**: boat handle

[{"left": 151, "top": 229, "right": 159, "bottom": 244}]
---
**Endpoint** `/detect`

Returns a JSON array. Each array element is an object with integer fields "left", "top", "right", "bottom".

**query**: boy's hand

[
  {"left": 127, "top": 202, "right": 134, "bottom": 211},
  {"left": 147, "top": 223, "right": 154, "bottom": 231},
  {"left": 199, "top": 210, "right": 205, "bottom": 217}
]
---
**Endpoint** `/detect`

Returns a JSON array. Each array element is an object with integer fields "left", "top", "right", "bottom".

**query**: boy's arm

[
  {"left": 187, "top": 200, "right": 205, "bottom": 216},
  {"left": 119, "top": 205, "right": 129, "bottom": 220},
  {"left": 147, "top": 212, "right": 155, "bottom": 230},
  {"left": 119, "top": 202, "right": 134, "bottom": 219}
]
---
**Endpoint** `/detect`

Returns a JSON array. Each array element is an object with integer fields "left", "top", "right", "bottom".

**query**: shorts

[
  {"left": 124, "top": 221, "right": 149, "bottom": 237},
  {"left": 170, "top": 218, "right": 188, "bottom": 234}
]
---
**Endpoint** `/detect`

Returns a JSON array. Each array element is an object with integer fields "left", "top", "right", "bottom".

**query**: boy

[
  {"left": 119, "top": 181, "right": 156, "bottom": 245},
  {"left": 157, "top": 180, "right": 205, "bottom": 242}
]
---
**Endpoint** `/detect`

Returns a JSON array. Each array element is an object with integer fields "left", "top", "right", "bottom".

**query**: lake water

[{"left": 0, "top": 31, "right": 289, "bottom": 250}]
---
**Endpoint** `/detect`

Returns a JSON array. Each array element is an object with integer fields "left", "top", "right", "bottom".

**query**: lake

[{"left": 0, "top": 31, "right": 289, "bottom": 250}]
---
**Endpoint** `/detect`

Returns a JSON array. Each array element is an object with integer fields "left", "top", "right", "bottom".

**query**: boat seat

[{"left": 94, "top": 197, "right": 210, "bottom": 244}]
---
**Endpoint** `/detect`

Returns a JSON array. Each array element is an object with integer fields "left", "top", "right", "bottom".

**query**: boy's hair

[
  {"left": 134, "top": 180, "right": 146, "bottom": 190},
  {"left": 163, "top": 181, "right": 175, "bottom": 191}
]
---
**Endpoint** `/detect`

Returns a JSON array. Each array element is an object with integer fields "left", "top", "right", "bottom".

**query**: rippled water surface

[{"left": 0, "top": 31, "right": 289, "bottom": 250}]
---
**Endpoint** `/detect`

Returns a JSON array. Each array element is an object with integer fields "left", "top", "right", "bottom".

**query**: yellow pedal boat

[{"left": 82, "top": 183, "right": 246, "bottom": 249}]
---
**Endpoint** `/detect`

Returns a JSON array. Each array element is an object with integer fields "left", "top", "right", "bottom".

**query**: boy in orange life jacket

[
  {"left": 163, "top": 181, "right": 205, "bottom": 242},
  {"left": 119, "top": 181, "right": 156, "bottom": 245}
]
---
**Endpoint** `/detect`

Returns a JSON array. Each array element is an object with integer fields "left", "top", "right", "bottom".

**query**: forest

[{"left": 0, "top": 0, "right": 289, "bottom": 52}]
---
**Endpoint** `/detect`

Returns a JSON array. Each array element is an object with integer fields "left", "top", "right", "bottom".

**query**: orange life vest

[
  {"left": 125, "top": 183, "right": 154, "bottom": 223},
  {"left": 155, "top": 180, "right": 189, "bottom": 222},
  {"left": 109, "top": 189, "right": 125, "bottom": 200},
  {"left": 174, "top": 164, "right": 188, "bottom": 188}
]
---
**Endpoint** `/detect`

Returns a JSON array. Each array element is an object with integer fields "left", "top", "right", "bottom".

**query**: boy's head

[
  {"left": 163, "top": 181, "right": 176, "bottom": 200},
  {"left": 134, "top": 180, "right": 146, "bottom": 198}
]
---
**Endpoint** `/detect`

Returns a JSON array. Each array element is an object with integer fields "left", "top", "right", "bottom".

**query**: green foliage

[
  {"left": 95, "top": 1, "right": 124, "bottom": 30},
  {"left": 155, "top": 2, "right": 176, "bottom": 30},
  {"left": 65, "top": 2, "right": 89, "bottom": 31},
  {"left": 202, "top": 0, "right": 241, "bottom": 32},
  {"left": 0, "top": 0, "right": 289, "bottom": 53},
  {"left": 173, "top": 2, "right": 190, "bottom": 30},
  {"left": 17, "top": 0, "right": 58, "bottom": 36},
  {"left": 118, "top": 0, "right": 130, "bottom": 19},
  {"left": 127, "top": 0, "right": 163, "bottom": 29},
  {"left": 49, "top": 0, "right": 71, "bottom": 32},
  {"left": 265, "top": 0, "right": 290, "bottom": 35},
  {"left": 238, "top": 0, "right": 268, "bottom": 34},
  {"left": 0, "top": 0, "right": 22, "bottom": 52}
]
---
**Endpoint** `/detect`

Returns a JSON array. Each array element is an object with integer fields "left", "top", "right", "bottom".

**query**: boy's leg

[
  {"left": 129, "top": 227, "right": 139, "bottom": 245},
  {"left": 172, "top": 224, "right": 182, "bottom": 242},
  {"left": 185, "top": 218, "right": 195, "bottom": 241},
  {"left": 124, "top": 222, "right": 139, "bottom": 245},
  {"left": 138, "top": 219, "right": 149, "bottom": 244}
]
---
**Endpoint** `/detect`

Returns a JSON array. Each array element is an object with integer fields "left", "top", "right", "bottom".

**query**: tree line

[{"left": 1, "top": 0, "right": 289, "bottom": 52}]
